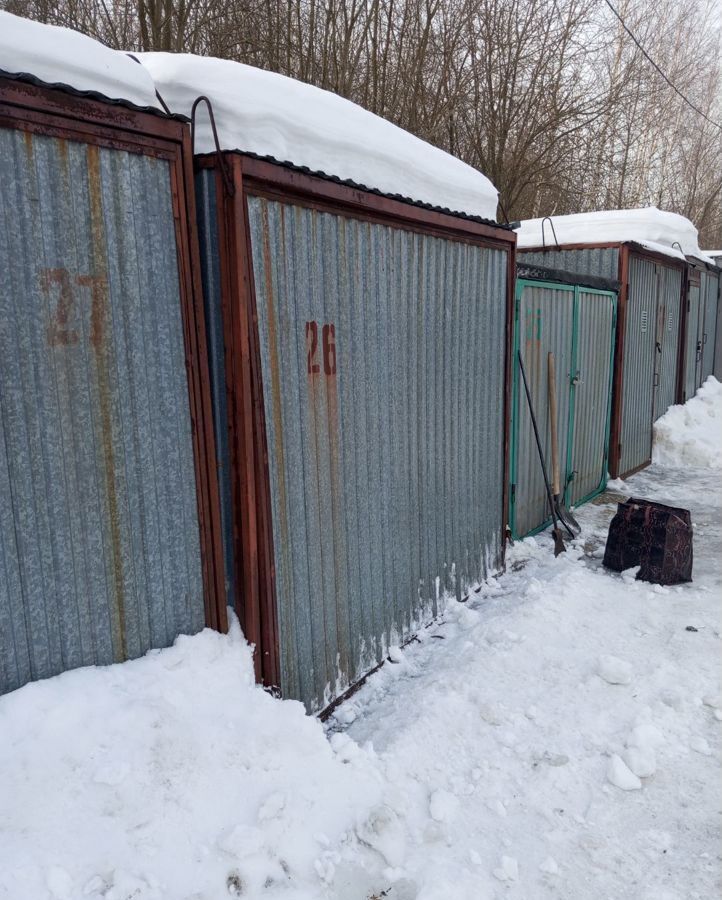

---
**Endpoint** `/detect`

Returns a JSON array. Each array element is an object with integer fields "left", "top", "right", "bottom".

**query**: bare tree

[{"left": 3, "top": 0, "right": 720, "bottom": 243}]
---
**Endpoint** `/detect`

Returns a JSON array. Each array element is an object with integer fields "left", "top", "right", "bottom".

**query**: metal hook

[
  {"left": 191, "top": 96, "right": 235, "bottom": 197},
  {"left": 541, "top": 216, "right": 560, "bottom": 251}
]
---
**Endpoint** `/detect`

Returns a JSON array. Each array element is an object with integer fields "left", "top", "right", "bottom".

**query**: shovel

[
  {"left": 547, "top": 352, "right": 581, "bottom": 538},
  {"left": 518, "top": 351, "right": 566, "bottom": 557}
]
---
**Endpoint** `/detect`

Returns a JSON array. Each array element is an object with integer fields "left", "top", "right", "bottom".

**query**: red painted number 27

[{"left": 306, "top": 321, "right": 336, "bottom": 375}]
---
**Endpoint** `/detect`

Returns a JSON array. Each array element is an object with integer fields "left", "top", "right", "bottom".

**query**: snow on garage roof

[
  {"left": 517, "top": 207, "right": 713, "bottom": 264},
  {"left": 138, "top": 53, "right": 500, "bottom": 222},
  {"left": 0, "top": 11, "right": 160, "bottom": 110}
]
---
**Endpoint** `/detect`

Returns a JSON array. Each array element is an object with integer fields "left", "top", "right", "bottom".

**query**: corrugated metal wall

[
  {"left": 684, "top": 281, "right": 702, "bottom": 400},
  {"left": 682, "top": 268, "right": 718, "bottom": 401},
  {"left": 518, "top": 248, "right": 620, "bottom": 281},
  {"left": 695, "top": 278, "right": 707, "bottom": 387},
  {"left": 653, "top": 265, "right": 682, "bottom": 420},
  {"left": 510, "top": 281, "right": 615, "bottom": 538},
  {"left": 570, "top": 290, "right": 615, "bottom": 505},
  {"left": 619, "top": 255, "right": 657, "bottom": 475},
  {"left": 714, "top": 271, "right": 722, "bottom": 382},
  {"left": 511, "top": 284, "right": 574, "bottom": 537},
  {"left": 521, "top": 246, "right": 685, "bottom": 476},
  {"left": 700, "top": 270, "right": 719, "bottom": 383},
  {"left": 195, "top": 170, "right": 235, "bottom": 602},
  {"left": 245, "top": 195, "right": 508, "bottom": 711},
  {"left": 0, "top": 127, "right": 205, "bottom": 695}
]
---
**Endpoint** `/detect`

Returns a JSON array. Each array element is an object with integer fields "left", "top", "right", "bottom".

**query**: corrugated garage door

[
  {"left": 0, "top": 127, "right": 206, "bottom": 693},
  {"left": 246, "top": 195, "right": 508, "bottom": 711}
]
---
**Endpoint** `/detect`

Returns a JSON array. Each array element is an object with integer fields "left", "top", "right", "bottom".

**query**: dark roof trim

[
  {"left": 624, "top": 240, "right": 685, "bottom": 269},
  {"left": 686, "top": 254, "right": 722, "bottom": 274},
  {"left": 0, "top": 68, "right": 187, "bottom": 121},
  {"left": 519, "top": 239, "right": 686, "bottom": 270},
  {"left": 196, "top": 149, "right": 508, "bottom": 231},
  {"left": 517, "top": 262, "right": 620, "bottom": 293}
]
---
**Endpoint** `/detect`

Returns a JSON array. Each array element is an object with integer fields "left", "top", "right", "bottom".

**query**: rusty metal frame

[
  {"left": 202, "top": 150, "right": 516, "bottom": 696},
  {"left": 198, "top": 154, "right": 515, "bottom": 250},
  {"left": 213, "top": 156, "right": 280, "bottom": 686},
  {"left": 0, "top": 76, "right": 228, "bottom": 633}
]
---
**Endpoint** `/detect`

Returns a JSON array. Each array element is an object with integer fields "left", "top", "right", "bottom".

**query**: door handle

[{"left": 653, "top": 373, "right": 660, "bottom": 387}]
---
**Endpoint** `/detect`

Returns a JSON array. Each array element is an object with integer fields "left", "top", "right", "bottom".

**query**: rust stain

[
  {"left": 304, "top": 206, "right": 334, "bottom": 680},
  {"left": 40, "top": 268, "right": 80, "bottom": 346},
  {"left": 324, "top": 326, "right": 345, "bottom": 674},
  {"left": 261, "top": 201, "right": 290, "bottom": 572},
  {"left": 22, "top": 130, "right": 33, "bottom": 162},
  {"left": 56, "top": 137, "right": 69, "bottom": 174},
  {"left": 86, "top": 143, "right": 127, "bottom": 661}
]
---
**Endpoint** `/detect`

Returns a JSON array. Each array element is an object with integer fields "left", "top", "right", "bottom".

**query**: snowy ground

[{"left": 1, "top": 382, "right": 720, "bottom": 900}]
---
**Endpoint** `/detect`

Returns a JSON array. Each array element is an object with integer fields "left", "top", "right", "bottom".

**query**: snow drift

[
  {"left": 138, "top": 53, "right": 499, "bottom": 221},
  {"left": 0, "top": 11, "right": 160, "bottom": 109},
  {"left": 653, "top": 377, "right": 722, "bottom": 468},
  {"left": 1, "top": 466, "right": 720, "bottom": 898},
  {"left": 516, "top": 207, "right": 712, "bottom": 264},
  {"left": 0, "top": 619, "right": 383, "bottom": 899}
]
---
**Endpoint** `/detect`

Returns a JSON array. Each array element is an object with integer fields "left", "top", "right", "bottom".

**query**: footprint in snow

[
  {"left": 606, "top": 754, "right": 642, "bottom": 790},
  {"left": 597, "top": 655, "right": 633, "bottom": 685},
  {"left": 493, "top": 855, "right": 519, "bottom": 881},
  {"left": 623, "top": 746, "right": 656, "bottom": 778}
]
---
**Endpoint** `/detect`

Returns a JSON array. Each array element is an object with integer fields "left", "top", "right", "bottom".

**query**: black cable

[
  {"left": 125, "top": 53, "right": 173, "bottom": 115},
  {"left": 601, "top": 0, "right": 722, "bottom": 131}
]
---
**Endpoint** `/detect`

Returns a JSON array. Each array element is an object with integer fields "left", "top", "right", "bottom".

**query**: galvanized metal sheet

[
  {"left": 619, "top": 255, "right": 657, "bottom": 475},
  {"left": 245, "top": 195, "right": 508, "bottom": 711},
  {"left": 712, "top": 270, "right": 722, "bottom": 381},
  {"left": 194, "top": 170, "right": 235, "bottom": 603},
  {"left": 684, "top": 282, "right": 702, "bottom": 401},
  {"left": 511, "top": 284, "right": 574, "bottom": 537},
  {"left": 695, "top": 277, "right": 707, "bottom": 389},
  {"left": 0, "top": 127, "right": 205, "bottom": 695},
  {"left": 518, "top": 248, "right": 620, "bottom": 281},
  {"left": 700, "top": 270, "right": 719, "bottom": 383},
  {"left": 511, "top": 282, "right": 615, "bottom": 537},
  {"left": 569, "top": 291, "right": 615, "bottom": 506},
  {"left": 653, "top": 265, "right": 682, "bottom": 420}
]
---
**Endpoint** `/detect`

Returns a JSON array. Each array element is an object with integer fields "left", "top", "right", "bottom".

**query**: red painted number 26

[{"left": 306, "top": 321, "right": 336, "bottom": 375}]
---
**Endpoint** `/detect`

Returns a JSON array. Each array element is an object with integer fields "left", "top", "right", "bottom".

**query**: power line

[{"left": 601, "top": 0, "right": 722, "bottom": 131}]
